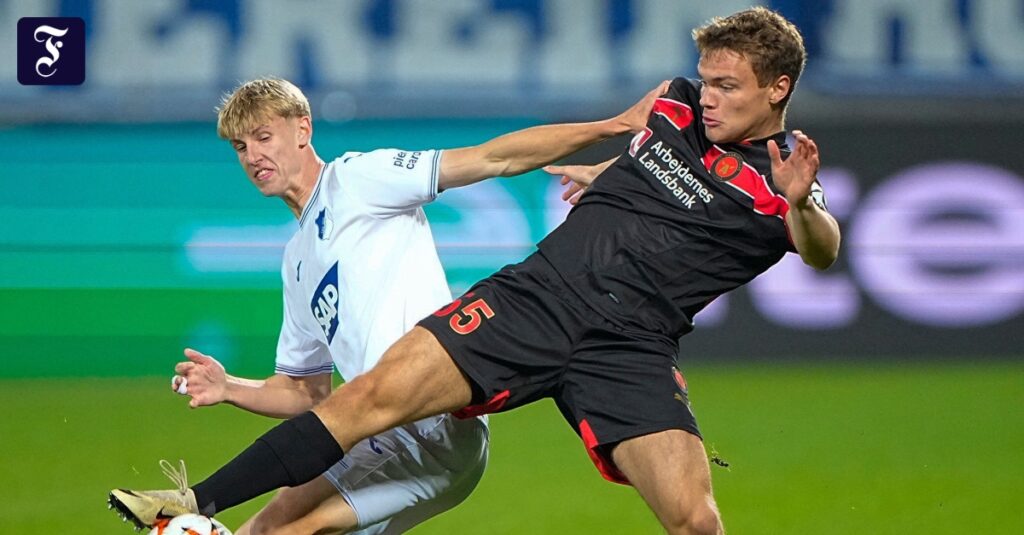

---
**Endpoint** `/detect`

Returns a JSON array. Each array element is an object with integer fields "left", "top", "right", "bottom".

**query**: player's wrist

[
  {"left": 221, "top": 377, "right": 246, "bottom": 404},
  {"left": 603, "top": 114, "right": 635, "bottom": 137},
  {"left": 788, "top": 193, "right": 815, "bottom": 212}
]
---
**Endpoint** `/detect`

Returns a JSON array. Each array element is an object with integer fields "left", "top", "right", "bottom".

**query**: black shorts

[{"left": 418, "top": 253, "right": 700, "bottom": 485}]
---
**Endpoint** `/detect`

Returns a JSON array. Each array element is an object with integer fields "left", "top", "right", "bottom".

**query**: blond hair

[
  {"left": 216, "top": 78, "right": 311, "bottom": 140},
  {"left": 692, "top": 7, "right": 806, "bottom": 108}
]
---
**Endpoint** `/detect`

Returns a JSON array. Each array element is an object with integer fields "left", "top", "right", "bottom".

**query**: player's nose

[
  {"left": 699, "top": 90, "right": 715, "bottom": 109},
  {"left": 244, "top": 148, "right": 264, "bottom": 166}
]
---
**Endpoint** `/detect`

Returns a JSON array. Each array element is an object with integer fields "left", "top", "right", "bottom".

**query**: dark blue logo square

[{"left": 17, "top": 17, "right": 86, "bottom": 86}]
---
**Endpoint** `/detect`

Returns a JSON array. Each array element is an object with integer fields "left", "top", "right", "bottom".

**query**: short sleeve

[
  {"left": 336, "top": 149, "right": 442, "bottom": 216},
  {"left": 275, "top": 294, "right": 333, "bottom": 377}
]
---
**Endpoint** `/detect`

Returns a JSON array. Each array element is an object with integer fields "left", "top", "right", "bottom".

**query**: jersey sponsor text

[
  {"left": 636, "top": 140, "right": 714, "bottom": 208},
  {"left": 311, "top": 261, "right": 341, "bottom": 344},
  {"left": 392, "top": 151, "right": 421, "bottom": 170}
]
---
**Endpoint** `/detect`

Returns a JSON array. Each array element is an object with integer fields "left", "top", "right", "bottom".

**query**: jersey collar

[{"left": 298, "top": 162, "right": 328, "bottom": 228}]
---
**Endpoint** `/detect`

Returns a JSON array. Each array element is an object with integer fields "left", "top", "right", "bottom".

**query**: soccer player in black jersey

[{"left": 112, "top": 7, "right": 839, "bottom": 534}]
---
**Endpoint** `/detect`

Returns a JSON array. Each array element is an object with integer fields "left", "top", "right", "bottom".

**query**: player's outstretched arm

[
  {"left": 769, "top": 130, "right": 841, "bottom": 270},
  {"left": 437, "top": 81, "right": 669, "bottom": 190},
  {"left": 173, "top": 348, "right": 332, "bottom": 419}
]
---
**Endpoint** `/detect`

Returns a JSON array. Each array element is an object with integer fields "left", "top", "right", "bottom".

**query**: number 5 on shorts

[{"left": 449, "top": 298, "right": 495, "bottom": 335}]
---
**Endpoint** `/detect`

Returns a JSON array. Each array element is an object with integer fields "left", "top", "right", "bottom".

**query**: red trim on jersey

[
  {"left": 579, "top": 419, "right": 631, "bottom": 485},
  {"left": 629, "top": 127, "right": 652, "bottom": 156},
  {"left": 453, "top": 389, "right": 509, "bottom": 419},
  {"left": 702, "top": 145, "right": 790, "bottom": 221},
  {"left": 652, "top": 98, "right": 694, "bottom": 130}
]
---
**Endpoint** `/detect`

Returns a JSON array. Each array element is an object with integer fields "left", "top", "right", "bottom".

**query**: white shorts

[{"left": 323, "top": 414, "right": 489, "bottom": 534}]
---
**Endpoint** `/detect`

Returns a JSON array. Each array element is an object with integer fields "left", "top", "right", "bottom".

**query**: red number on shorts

[
  {"left": 433, "top": 299, "right": 463, "bottom": 317},
  {"left": 449, "top": 298, "right": 495, "bottom": 335},
  {"left": 433, "top": 292, "right": 475, "bottom": 317}
]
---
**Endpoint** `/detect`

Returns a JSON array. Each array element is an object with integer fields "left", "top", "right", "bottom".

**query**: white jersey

[
  {"left": 274, "top": 148, "right": 488, "bottom": 533},
  {"left": 276, "top": 148, "right": 451, "bottom": 380}
]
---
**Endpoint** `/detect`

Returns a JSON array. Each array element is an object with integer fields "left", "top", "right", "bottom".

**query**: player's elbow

[
  {"left": 303, "top": 377, "right": 333, "bottom": 407},
  {"left": 803, "top": 255, "right": 835, "bottom": 271},
  {"left": 309, "top": 389, "right": 330, "bottom": 407},
  {"left": 801, "top": 242, "right": 840, "bottom": 271}
]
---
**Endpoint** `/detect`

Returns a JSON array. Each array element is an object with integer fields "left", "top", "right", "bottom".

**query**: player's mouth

[
  {"left": 255, "top": 168, "right": 274, "bottom": 181},
  {"left": 702, "top": 117, "right": 721, "bottom": 128}
]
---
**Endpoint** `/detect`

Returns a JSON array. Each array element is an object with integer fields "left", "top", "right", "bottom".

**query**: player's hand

[
  {"left": 769, "top": 130, "right": 820, "bottom": 207},
  {"left": 616, "top": 80, "right": 671, "bottom": 134},
  {"left": 544, "top": 164, "right": 603, "bottom": 205},
  {"left": 173, "top": 348, "right": 228, "bottom": 408}
]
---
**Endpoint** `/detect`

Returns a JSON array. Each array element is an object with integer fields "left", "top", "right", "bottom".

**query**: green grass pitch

[{"left": 0, "top": 360, "right": 1021, "bottom": 534}]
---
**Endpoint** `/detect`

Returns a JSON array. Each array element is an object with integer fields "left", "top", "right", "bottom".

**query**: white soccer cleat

[{"left": 108, "top": 460, "right": 199, "bottom": 531}]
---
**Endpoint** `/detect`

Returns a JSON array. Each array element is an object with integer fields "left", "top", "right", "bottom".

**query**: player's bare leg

[
  {"left": 612, "top": 429, "right": 723, "bottom": 535},
  {"left": 313, "top": 326, "right": 474, "bottom": 452},
  {"left": 235, "top": 476, "right": 356, "bottom": 535}
]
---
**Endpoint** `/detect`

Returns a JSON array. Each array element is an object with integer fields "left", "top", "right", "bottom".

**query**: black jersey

[{"left": 538, "top": 77, "right": 814, "bottom": 339}]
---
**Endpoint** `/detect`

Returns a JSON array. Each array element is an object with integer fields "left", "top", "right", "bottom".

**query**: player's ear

[
  {"left": 297, "top": 115, "right": 313, "bottom": 148},
  {"left": 769, "top": 74, "right": 790, "bottom": 106}
]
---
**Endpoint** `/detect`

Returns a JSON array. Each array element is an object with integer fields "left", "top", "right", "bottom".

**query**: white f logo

[{"left": 34, "top": 25, "right": 69, "bottom": 78}]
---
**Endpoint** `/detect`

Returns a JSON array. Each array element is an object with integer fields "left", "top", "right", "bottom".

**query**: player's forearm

[
  {"left": 486, "top": 119, "right": 630, "bottom": 177},
  {"left": 222, "top": 374, "right": 324, "bottom": 419},
  {"left": 786, "top": 198, "right": 841, "bottom": 270},
  {"left": 441, "top": 119, "right": 631, "bottom": 190}
]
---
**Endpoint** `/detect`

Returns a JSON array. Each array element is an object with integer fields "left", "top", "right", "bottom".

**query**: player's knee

[
  {"left": 666, "top": 498, "right": 722, "bottom": 535},
  {"left": 340, "top": 371, "right": 386, "bottom": 410},
  {"left": 688, "top": 503, "right": 723, "bottom": 535}
]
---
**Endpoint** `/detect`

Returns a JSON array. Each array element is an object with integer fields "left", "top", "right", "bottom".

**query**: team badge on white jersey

[{"left": 315, "top": 207, "right": 334, "bottom": 240}]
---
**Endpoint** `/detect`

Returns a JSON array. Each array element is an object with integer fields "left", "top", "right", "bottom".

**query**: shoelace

[{"left": 159, "top": 459, "right": 189, "bottom": 495}]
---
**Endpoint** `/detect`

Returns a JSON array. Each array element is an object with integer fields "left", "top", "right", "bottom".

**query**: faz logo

[
  {"left": 310, "top": 262, "right": 340, "bottom": 344},
  {"left": 17, "top": 17, "right": 86, "bottom": 86}
]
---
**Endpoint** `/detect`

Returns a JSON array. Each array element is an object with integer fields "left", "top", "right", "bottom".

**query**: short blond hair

[
  {"left": 216, "top": 78, "right": 311, "bottom": 140},
  {"left": 692, "top": 7, "right": 806, "bottom": 108}
]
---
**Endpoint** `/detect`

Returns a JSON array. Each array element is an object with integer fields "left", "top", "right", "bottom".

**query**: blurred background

[{"left": 1, "top": 1, "right": 1022, "bottom": 533}]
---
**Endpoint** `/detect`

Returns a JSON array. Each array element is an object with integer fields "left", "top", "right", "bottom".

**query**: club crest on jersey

[
  {"left": 311, "top": 261, "right": 340, "bottom": 344},
  {"left": 315, "top": 207, "right": 334, "bottom": 240},
  {"left": 710, "top": 151, "right": 743, "bottom": 182}
]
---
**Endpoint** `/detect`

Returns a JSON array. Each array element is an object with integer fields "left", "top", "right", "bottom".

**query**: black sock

[{"left": 192, "top": 411, "right": 344, "bottom": 515}]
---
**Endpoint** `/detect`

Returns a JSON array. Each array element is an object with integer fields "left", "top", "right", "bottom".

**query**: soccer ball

[{"left": 148, "top": 514, "right": 232, "bottom": 535}]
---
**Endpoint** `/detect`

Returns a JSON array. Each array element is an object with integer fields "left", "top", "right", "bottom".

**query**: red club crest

[{"left": 710, "top": 151, "right": 743, "bottom": 182}]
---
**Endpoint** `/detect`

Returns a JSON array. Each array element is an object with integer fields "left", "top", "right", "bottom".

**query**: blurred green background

[
  {"left": 2, "top": 123, "right": 1022, "bottom": 534},
  {"left": 1, "top": 121, "right": 546, "bottom": 379}
]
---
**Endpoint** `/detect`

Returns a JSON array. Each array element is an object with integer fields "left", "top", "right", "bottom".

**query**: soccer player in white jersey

[{"left": 151, "top": 78, "right": 664, "bottom": 534}]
